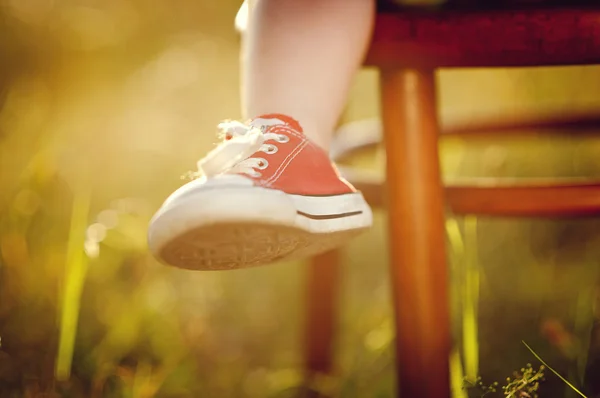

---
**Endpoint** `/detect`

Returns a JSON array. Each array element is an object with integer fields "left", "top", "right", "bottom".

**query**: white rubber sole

[{"left": 148, "top": 187, "right": 372, "bottom": 270}]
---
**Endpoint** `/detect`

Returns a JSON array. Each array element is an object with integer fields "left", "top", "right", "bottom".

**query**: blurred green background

[{"left": 1, "top": 0, "right": 600, "bottom": 397}]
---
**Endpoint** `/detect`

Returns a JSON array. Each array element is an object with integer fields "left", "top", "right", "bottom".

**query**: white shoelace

[{"left": 195, "top": 118, "right": 290, "bottom": 178}]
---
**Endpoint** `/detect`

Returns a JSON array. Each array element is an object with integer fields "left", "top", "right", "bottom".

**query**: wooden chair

[{"left": 304, "top": 3, "right": 600, "bottom": 397}]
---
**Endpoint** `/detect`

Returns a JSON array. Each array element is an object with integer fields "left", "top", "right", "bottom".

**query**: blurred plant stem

[
  {"left": 55, "top": 171, "right": 92, "bottom": 381},
  {"left": 447, "top": 215, "right": 481, "bottom": 386},
  {"left": 450, "top": 347, "right": 468, "bottom": 398},
  {"left": 463, "top": 216, "right": 480, "bottom": 383}
]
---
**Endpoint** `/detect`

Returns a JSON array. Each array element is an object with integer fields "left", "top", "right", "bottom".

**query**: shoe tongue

[{"left": 251, "top": 114, "right": 303, "bottom": 132}]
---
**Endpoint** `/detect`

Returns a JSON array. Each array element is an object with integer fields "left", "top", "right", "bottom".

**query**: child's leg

[
  {"left": 242, "top": 0, "right": 375, "bottom": 150},
  {"left": 148, "top": 0, "right": 375, "bottom": 270}
]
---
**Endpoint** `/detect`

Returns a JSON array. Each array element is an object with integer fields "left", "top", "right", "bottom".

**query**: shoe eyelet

[
  {"left": 276, "top": 134, "right": 290, "bottom": 143},
  {"left": 263, "top": 144, "right": 278, "bottom": 154},
  {"left": 255, "top": 158, "right": 269, "bottom": 170}
]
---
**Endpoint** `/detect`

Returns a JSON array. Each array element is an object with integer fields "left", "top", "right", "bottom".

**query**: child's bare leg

[{"left": 242, "top": 0, "right": 375, "bottom": 150}]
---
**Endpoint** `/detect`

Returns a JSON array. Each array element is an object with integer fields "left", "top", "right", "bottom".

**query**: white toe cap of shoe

[{"left": 161, "top": 174, "right": 254, "bottom": 209}]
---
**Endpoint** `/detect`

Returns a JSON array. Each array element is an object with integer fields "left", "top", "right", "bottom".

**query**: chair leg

[
  {"left": 380, "top": 68, "right": 451, "bottom": 398},
  {"left": 304, "top": 249, "right": 341, "bottom": 395}
]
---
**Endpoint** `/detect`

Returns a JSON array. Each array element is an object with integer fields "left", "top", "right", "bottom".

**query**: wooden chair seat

[
  {"left": 378, "top": 0, "right": 599, "bottom": 8},
  {"left": 368, "top": 6, "right": 600, "bottom": 68}
]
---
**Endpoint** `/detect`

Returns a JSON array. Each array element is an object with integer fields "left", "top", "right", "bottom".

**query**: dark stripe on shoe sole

[
  {"left": 296, "top": 210, "right": 363, "bottom": 220},
  {"left": 292, "top": 192, "right": 362, "bottom": 198}
]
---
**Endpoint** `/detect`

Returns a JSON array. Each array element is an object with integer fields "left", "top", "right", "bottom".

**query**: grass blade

[{"left": 522, "top": 340, "right": 588, "bottom": 398}]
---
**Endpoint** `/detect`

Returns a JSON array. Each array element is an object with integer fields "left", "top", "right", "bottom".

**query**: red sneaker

[{"left": 148, "top": 114, "right": 372, "bottom": 270}]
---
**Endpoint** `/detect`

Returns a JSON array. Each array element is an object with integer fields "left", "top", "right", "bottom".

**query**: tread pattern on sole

[{"left": 159, "top": 222, "right": 363, "bottom": 270}]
